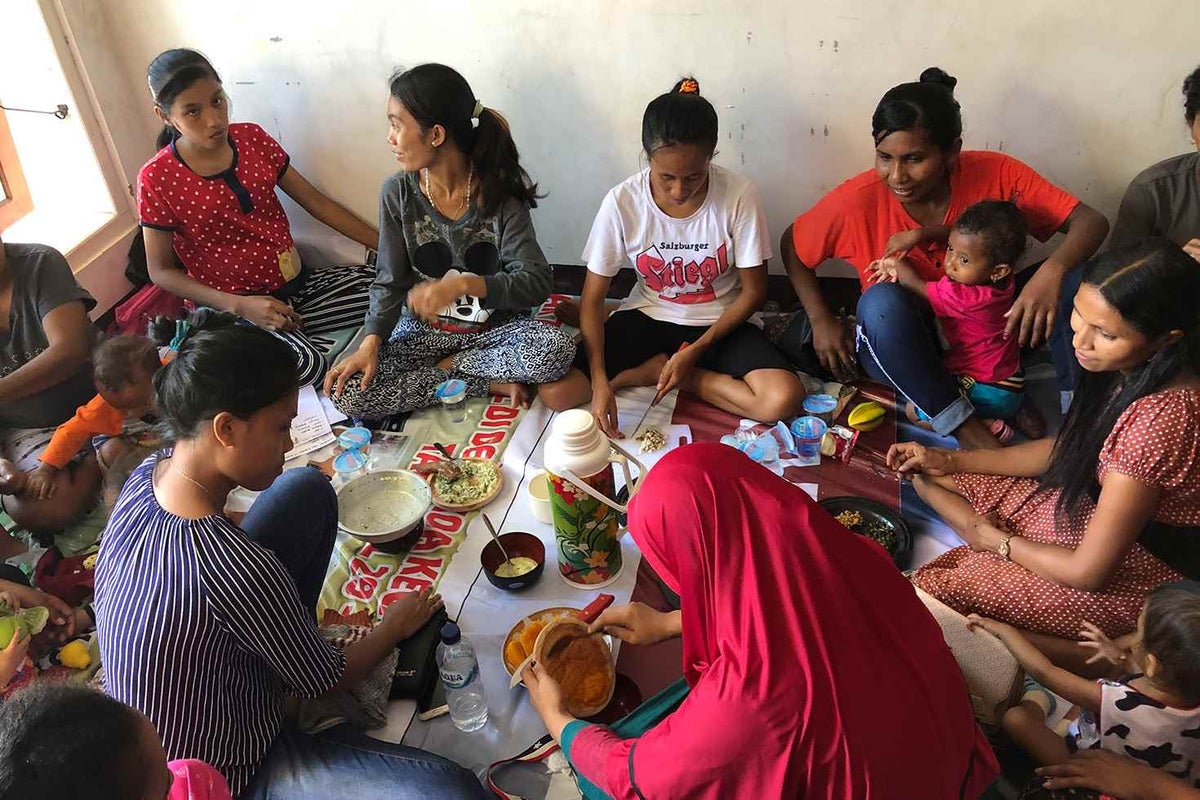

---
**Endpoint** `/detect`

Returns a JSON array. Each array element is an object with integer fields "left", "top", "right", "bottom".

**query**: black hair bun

[
  {"left": 919, "top": 67, "right": 957, "bottom": 93},
  {"left": 672, "top": 77, "right": 702, "bottom": 96}
]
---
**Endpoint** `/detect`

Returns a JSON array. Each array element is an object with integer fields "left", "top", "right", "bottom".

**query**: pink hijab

[{"left": 570, "top": 443, "right": 997, "bottom": 799}]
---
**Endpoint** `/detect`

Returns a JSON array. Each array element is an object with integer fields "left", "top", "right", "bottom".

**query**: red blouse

[{"left": 137, "top": 122, "right": 294, "bottom": 295}]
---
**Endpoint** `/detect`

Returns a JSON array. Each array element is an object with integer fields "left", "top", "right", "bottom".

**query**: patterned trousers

[
  {"left": 270, "top": 265, "right": 375, "bottom": 386},
  {"left": 334, "top": 313, "right": 577, "bottom": 419}
]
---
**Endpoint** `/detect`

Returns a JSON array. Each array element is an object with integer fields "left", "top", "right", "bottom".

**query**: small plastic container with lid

[
  {"left": 332, "top": 448, "right": 368, "bottom": 483},
  {"left": 802, "top": 394, "right": 839, "bottom": 426},
  {"left": 790, "top": 416, "right": 828, "bottom": 467},
  {"left": 435, "top": 379, "right": 469, "bottom": 425},
  {"left": 337, "top": 426, "right": 372, "bottom": 454}
]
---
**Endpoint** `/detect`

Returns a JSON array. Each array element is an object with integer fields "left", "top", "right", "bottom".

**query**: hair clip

[
  {"left": 471, "top": 100, "right": 483, "bottom": 128},
  {"left": 168, "top": 319, "right": 191, "bottom": 352},
  {"left": 678, "top": 79, "right": 700, "bottom": 95}
]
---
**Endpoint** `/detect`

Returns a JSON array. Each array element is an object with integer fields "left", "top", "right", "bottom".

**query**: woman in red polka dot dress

[
  {"left": 137, "top": 49, "right": 379, "bottom": 386},
  {"left": 888, "top": 240, "right": 1200, "bottom": 669}
]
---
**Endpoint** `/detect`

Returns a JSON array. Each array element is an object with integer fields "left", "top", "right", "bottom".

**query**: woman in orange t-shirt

[{"left": 780, "top": 67, "right": 1109, "bottom": 448}]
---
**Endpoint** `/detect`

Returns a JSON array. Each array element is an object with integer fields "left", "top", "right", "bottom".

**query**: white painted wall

[{"left": 93, "top": 0, "right": 1199, "bottom": 274}]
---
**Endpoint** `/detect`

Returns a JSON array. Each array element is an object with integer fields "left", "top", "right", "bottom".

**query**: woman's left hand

[
  {"left": 1184, "top": 238, "right": 1200, "bottom": 264},
  {"left": 0, "top": 583, "right": 75, "bottom": 642},
  {"left": 962, "top": 512, "right": 1008, "bottom": 553},
  {"left": 523, "top": 661, "right": 567, "bottom": 719},
  {"left": 1006, "top": 264, "right": 1062, "bottom": 349},
  {"left": 654, "top": 344, "right": 703, "bottom": 404},
  {"left": 408, "top": 278, "right": 464, "bottom": 325}
]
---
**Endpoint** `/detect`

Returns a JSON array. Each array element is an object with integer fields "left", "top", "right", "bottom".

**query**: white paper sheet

[{"left": 285, "top": 385, "right": 337, "bottom": 462}]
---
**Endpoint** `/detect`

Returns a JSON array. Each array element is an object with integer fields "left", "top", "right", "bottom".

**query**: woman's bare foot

[
  {"left": 490, "top": 381, "right": 531, "bottom": 409},
  {"left": 0, "top": 459, "right": 27, "bottom": 496},
  {"left": 554, "top": 299, "right": 581, "bottom": 328},
  {"left": 612, "top": 353, "right": 669, "bottom": 391}
]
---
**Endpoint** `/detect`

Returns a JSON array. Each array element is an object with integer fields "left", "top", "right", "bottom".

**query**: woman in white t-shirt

[{"left": 539, "top": 79, "right": 805, "bottom": 435}]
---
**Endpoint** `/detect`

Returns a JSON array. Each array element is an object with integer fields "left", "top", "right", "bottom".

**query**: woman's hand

[
  {"left": 588, "top": 603, "right": 680, "bottom": 646},
  {"left": 1037, "top": 749, "right": 1182, "bottom": 799},
  {"left": 883, "top": 228, "right": 928, "bottom": 258},
  {"left": 654, "top": 344, "right": 703, "bottom": 404},
  {"left": 591, "top": 378, "right": 622, "bottom": 439},
  {"left": 1184, "top": 238, "right": 1200, "bottom": 264},
  {"left": 24, "top": 464, "right": 58, "bottom": 501},
  {"left": 408, "top": 278, "right": 463, "bottom": 325},
  {"left": 0, "top": 583, "right": 75, "bottom": 643},
  {"left": 523, "top": 661, "right": 567, "bottom": 719},
  {"left": 1079, "top": 620, "right": 1129, "bottom": 667},
  {"left": 325, "top": 338, "right": 381, "bottom": 398},
  {"left": 381, "top": 588, "right": 444, "bottom": 641},
  {"left": 1006, "top": 264, "right": 1062, "bottom": 349},
  {"left": 235, "top": 295, "right": 302, "bottom": 333},
  {"left": 959, "top": 512, "right": 1009, "bottom": 553},
  {"left": 886, "top": 442, "right": 956, "bottom": 476},
  {"left": 811, "top": 315, "right": 857, "bottom": 382},
  {"left": 0, "top": 631, "right": 30, "bottom": 688}
]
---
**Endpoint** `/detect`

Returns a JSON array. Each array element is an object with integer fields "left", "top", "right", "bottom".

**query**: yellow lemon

[{"left": 59, "top": 639, "right": 91, "bottom": 670}]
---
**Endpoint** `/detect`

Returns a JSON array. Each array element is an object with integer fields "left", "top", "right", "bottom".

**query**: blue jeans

[
  {"left": 853, "top": 267, "right": 1082, "bottom": 435},
  {"left": 855, "top": 283, "right": 974, "bottom": 435},
  {"left": 241, "top": 466, "right": 338, "bottom": 612},
  {"left": 241, "top": 723, "right": 488, "bottom": 799}
]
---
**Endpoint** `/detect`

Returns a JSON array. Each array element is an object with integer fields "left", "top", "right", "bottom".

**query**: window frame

[{"left": 0, "top": 108, "right": 34, "bottom": 231}]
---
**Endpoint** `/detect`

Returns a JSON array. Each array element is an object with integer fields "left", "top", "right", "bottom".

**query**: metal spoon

[
  {"left": 432, "top": 442, "right": 462, "bottom": 480},
  {"left": 481, "top": 513, "right": 514, "bottom": 569}
]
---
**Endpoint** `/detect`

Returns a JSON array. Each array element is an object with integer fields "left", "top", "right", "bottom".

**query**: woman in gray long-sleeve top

[{"left": 325, "top": 63, "right": 576, "bottom": 418}]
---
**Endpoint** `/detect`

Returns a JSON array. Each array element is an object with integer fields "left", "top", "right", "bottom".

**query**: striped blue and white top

[{"left": 95, "top": 453, "right": 346, "bottom": 794}]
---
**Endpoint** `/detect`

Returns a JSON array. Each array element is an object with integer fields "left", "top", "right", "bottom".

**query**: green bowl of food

[
  {"left": 819, "top": 496, "right": 912, "bottom": 568},
  {"left": 427, "top": 457, "right": 503, "bottom": 512}
]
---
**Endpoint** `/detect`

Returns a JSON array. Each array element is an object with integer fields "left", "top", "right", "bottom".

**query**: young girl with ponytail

[
  {"left": 538, "top": 78, "right": 804, "bottom": 436},
  {"left": 326, "top": 63, "right": 575, "bottom": 417},
  {"left": 138, "top": 49, "right": 379, "bottom": 386}
]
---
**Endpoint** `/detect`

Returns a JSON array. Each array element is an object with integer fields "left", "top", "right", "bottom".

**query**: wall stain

[{"left": 269, "top": 36, "right": 282, "bottom": 43}]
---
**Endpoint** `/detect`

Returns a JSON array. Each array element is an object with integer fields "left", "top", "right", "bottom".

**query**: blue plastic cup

[
  {"left": 802, "top": 394, "right": 838, "bottom": 426},
  {"left": 790, "top": 416, "right": 827, "bottom": 466}
]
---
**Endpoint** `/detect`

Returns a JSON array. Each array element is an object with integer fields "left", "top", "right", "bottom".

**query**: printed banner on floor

[{"left": 318, "top": 395, "right": 527, "bottom": 618}]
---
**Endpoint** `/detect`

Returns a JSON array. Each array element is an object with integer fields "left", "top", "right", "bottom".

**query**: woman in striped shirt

[{"left": 95, "top": 309, "right": 486, "bottom": 798}]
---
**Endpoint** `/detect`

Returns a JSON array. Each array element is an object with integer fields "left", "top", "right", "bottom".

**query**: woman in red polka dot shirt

[
  {"left": 888, "top": 240, "right": 1200, "bottom": 671},
  {"left": 137, "top": 49, "right": 379, "bottom": 385}
]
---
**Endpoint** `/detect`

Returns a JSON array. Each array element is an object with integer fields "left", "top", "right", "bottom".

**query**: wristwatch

[{"left": 997, "top": 533, "right": 1019, "bottom": 561}]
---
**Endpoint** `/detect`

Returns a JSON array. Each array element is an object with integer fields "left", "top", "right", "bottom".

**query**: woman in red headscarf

[{"left": 523, "top": 442, "right": 998, "bottom": 799}]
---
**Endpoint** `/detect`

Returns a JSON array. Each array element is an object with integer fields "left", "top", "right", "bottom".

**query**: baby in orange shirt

[{"left": 22, "top": 336, "right": 162, "bottom": 501}]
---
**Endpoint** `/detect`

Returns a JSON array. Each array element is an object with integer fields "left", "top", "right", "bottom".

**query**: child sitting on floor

[
  {"left": 968, "top": 581, "right": 1200, "bottom": 783},
  {"left": 869, "top": 200, "right": 1042, "bottom": 441},
  {"left": 19, "top": 336, "right": 161, "bottom": 502},
  {"left": 0, "top": 683, "right": 232, "bottom": 800}
]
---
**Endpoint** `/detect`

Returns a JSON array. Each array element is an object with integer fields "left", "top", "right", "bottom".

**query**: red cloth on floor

[{"left": 569, "top": 443, "right": 998, "bottom": 799}]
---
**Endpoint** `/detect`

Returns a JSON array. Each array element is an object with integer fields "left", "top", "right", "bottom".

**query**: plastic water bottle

[{"left": 436, "top": 622, "right": 488, "bottom": 732}]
